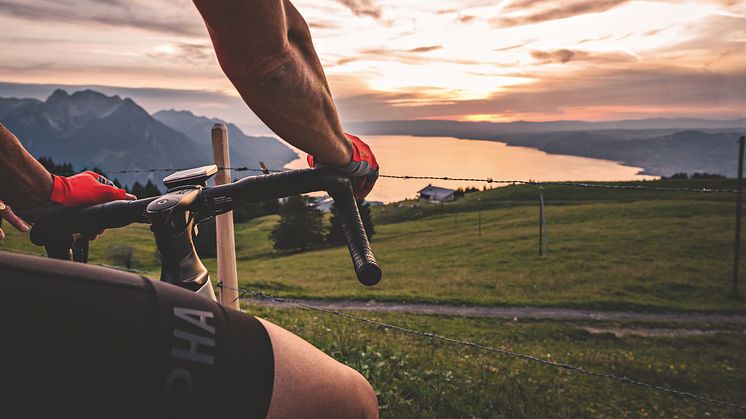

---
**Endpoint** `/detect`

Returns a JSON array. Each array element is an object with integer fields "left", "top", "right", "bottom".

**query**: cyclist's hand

[
  {"left": 56, "top": 171, "right": 136, "bottom": 240},
  {"left": 50, "top": 171, "right": 136, "bottom": 208},
  {"left": 0, "top": 201, "right": 30, "bottom": 241},
  {"left": 14, "top": 171, "right": 136, "bottom": 225},
  {"left": 307, "top": 133, "right": 379, "bottom": 200}
]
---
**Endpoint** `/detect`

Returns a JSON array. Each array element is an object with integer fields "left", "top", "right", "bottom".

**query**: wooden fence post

[
  {"left": 733, "top": 135, "right": 745, "bottom": 297},
  {"left": 539, "top": 187, "right": 546, "bottom": 256},
  {"left": 211, "top": 124, "right": 240, "bottom": 309}
]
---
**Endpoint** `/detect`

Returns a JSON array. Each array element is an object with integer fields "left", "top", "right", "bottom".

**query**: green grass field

[
  {"left": 2, "top": 179, "right": 745, "bottom": 416},
  {"left": 251, "top": 305, "right": 746, "bottom": 418},
  {"left": 2, "top": 178, "right": 743, "bottom": 312},
  {"left": 223, "top": 179, "right": 745, "bottom": 312}
]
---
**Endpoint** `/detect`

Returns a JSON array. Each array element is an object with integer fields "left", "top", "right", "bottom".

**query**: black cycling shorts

[{"left": 0, "top": 250, "right": 274, "bottom": 417}]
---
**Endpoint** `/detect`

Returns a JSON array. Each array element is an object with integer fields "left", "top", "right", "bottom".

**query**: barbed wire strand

[
  {"left": 219, "top": 284, "right": 746, "bottom": 411},
  {"left": 63, "top": 166, "right": 743, "bottom": 194}
]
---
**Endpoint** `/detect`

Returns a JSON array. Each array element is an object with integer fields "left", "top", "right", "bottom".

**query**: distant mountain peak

[
  {"left": 161, "top": 108, "right": 197, "bottom": 117},
  {"left": 153, "top": 108, "right": 297, "bottom": 171},
  {"left": 72, "top": 89, "right": 120, "bottom": 101},
  {"left": 35, "top": 89, "right": 126, "bottom": 135},
  {"left": 47, "top": 89, "right": 70, "bottom": 101},
  {"left": 110, "top": 97, "right": 150, "bottom": 119},
  {"left": 47, "top": 88, "right": 122, "bottom": 105},
  {"left": 121, "top": 97, "right": 137, "bottom": 106},
  {"left": 1, "top": 89, "right": 297, "bottom": 188},
  {"left": 154, "top": 108, "right": 221, "bottom": 124}
]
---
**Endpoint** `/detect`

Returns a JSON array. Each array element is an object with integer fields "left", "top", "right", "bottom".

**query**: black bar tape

[
  {"left": 328, "top": 185, "right": 382, "bottom": 286},
  {"left": 205, "top": 168, "right": 381, "bottom": 285},
  {"left": 30, "top": 197, "right": 158, "bottom": 246}
]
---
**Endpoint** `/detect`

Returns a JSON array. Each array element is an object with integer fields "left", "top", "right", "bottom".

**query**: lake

[{"left": 285, "top": 135, "right": 657, "bottom": 203}]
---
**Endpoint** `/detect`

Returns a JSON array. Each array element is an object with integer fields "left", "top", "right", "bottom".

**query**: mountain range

[
  {"left": 348, "top": 118, "right": 746, "bottom": 137},
  {"left": 1, "top": 87, "right": 744, "bottom": 182},
  {"left": 152, "top": 109, "right": 296, "bottom": 174},
  {"left": 0, "top": 89, "right": 296, "bottom": 187},
  {"left": 348, "top": 119, "right": 746, "bottom": 177}
]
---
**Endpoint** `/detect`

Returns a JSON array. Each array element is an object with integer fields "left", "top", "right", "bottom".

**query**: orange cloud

[
  {"left": 530, "top": 49, "right": 580, "bottom": 64},
  {"left": 407, "top": 46, "right": 443, "bottom": 53},
  {"left": 335, "top": 0, "right": 382, "bottom": 19},
  {"left": 1, "top": 0, "right": 745, "bottom": 125},
  {"left": 492, "top": 0, "right": 632, "bottom": 27}
]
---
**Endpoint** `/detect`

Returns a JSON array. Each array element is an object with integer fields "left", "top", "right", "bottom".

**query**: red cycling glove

[
  {"left": 307, "top": 133, "right": 379, "bottom": 200},
  {"left": 15, "top": 171, "right": 129, "bottom": 223},
  {"left": 50, "top": 171, "right": 127, "bottom": 207}
]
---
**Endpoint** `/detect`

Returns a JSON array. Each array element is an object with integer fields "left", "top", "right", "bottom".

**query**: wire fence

[
  {"left": 216, "top": 283, "right": 746, "bottom": 411},
  {"left": 3, "top": 243, "right": 743, "bottom": 411},
  {"left": 7, "top": 162, "right": 745, "bottom": 411},
  {"left": 61, "top": 165, "right": 745, "bottom": 195}
]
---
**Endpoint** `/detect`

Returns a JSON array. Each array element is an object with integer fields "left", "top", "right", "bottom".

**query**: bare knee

[
  {"left": 308, "top": 365, "right": 378, "bottom": 419},
  {"left": 345, "top": 367, "right": 378, "bottom": 419},
  {"left": 280, "top": 361, "right": 378, "bottom": 419},
  {"left": 259, "top": 318, "right": 378, "bottom": 418}
]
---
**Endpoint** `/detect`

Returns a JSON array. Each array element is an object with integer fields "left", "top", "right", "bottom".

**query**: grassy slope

[
  {"left": 2, "top": 178, "right": 744, "bottom": 312},
  {"left": 220, "top": 179, "right": 744, "bottom": 312},
  {"left": 2, "top": 179, "right": 744, "bottom": 417},
  {"left": 253, "top": 306, "right": 746, "bottom": 418}
]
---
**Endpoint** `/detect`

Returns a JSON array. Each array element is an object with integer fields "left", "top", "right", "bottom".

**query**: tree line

[
  {"left": 270, "top": 195, "right": 375, "bottom": 251},
  {"left": 38, "top": 157, "right": 162, "bottom": 197},
  {"left": 196, "top": 195, "right": 375, "bottom": 257}
]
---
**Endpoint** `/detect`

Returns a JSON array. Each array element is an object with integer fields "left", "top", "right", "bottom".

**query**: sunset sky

[{"left": 0, "top": 0, "right": 744, "bottom": 132}]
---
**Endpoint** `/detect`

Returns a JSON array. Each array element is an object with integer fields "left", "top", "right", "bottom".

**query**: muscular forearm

[
  {"left": 193, "top": 0, "right": 353, "bottom": 166},
  {"left": 0, "top": 123, "right": 53, "bottom": 208}
]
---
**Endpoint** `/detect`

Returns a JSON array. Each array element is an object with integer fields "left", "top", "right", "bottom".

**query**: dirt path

[{"left": 241, "top": 297, "right": 746, "bottom": 325}]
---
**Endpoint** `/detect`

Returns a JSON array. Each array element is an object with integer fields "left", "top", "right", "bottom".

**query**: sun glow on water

[{"left": 286, "top": 135, "right": 656, "bottom": 203}]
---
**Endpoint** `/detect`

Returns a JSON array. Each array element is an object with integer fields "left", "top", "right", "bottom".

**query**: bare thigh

[{"left": 256, "top": 317, "right": 378, "bottom": 419}]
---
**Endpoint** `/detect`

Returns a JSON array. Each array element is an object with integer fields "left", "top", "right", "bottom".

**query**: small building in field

[
  {"left": 311, "top": 195, "right": 335, "bottom": 212},
  {"left": 417, "top": 184, "right": 458, "bottom": 202},
  {"left": 311, "top": 196, "right": 384, "bottom": 212}
]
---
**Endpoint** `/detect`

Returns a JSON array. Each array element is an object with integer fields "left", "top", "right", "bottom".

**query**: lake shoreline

[
  {"left": 286, "top": 135, "right": 656, "bottom": 203},
  {"left": 388, "top": 131, "right": 732, "bottom": 178}
]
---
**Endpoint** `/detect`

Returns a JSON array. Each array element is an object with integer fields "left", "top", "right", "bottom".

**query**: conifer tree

[
  {"left": 270, "top": 195, "right": 325, "bottom": 251},
  {"left": 38, "top": 157, "right": 74, "bottom": 175},
  {"left": 326, "top": 201, "right": 375, "bottom": 246},
  {"left": 142, "top": 180, "right": 161, "bottom": 197},
  {"left": 130, "top": 181, "right": 144, "bottom": 198}
]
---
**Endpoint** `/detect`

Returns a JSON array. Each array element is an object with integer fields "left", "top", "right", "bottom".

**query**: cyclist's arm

[
  {"left": 0, "top": 123, "right": 54, "bottom": 209},
  {"left": 0, "top": 123, "right": 134, "bottom": 231},
  {"left": 193, "top": 0, "right": 353, "bottom": 167}
]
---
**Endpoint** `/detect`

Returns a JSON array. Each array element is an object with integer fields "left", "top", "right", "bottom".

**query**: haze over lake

[{"left": 286, "top": 135, "right": 657, "bottom": 203}]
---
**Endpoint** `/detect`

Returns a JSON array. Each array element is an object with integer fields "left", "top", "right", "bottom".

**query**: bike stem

[{"left": 147, "top": 186, "right": 215, "bottom": 301}]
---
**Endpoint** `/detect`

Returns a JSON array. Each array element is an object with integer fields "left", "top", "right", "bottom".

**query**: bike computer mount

[{"left": 162, "top": 165, "right": 218, "bottom": 190}]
